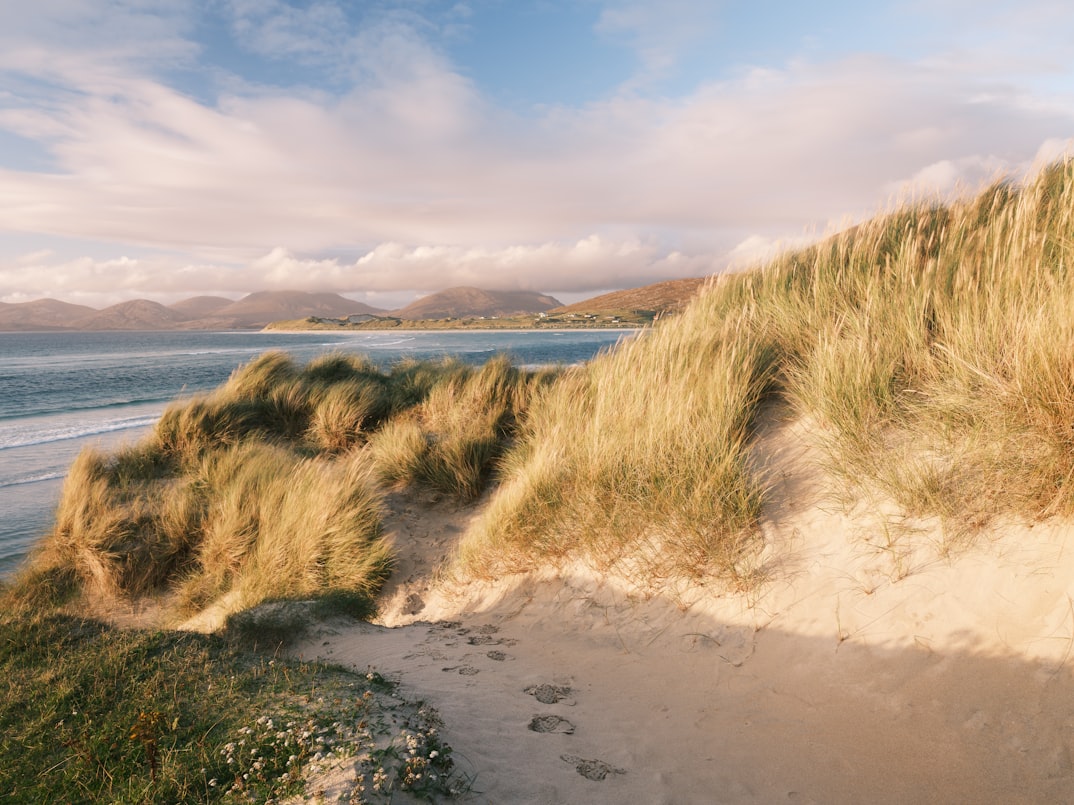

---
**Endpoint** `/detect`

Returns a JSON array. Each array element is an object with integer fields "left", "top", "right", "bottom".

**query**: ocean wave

[
  {"left": 0, "top": 470, "right": 66, "bottom": 489},
  {"left": 360, "top": 337, "right": 416, "bottom": 347},
  {"left": 0, "top": 415, "right": 160, "bottom": 450}
]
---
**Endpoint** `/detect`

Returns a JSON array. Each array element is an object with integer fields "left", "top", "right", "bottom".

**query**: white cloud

[
  {"left": 595, "top": 0, "right": 724, "bottom": 84},
  {"left": 0, "top": 1, "right": 197, "bottom": 77},
  {"left": 2, "top": 51, "right": 1071, "bottom": 299},
  {"left": 225, "top": 0, "right": 351, "bottom": 65},
  {"left": 0, "top": 236, "right": 721, "bottom": 307},
  {"left": 1, "top": 2, "right": 1073, "bottom": 305}
]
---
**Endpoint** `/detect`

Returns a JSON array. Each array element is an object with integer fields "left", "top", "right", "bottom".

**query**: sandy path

[{"left": 291, "top": 418, "right": 1074, "bottom": 803}]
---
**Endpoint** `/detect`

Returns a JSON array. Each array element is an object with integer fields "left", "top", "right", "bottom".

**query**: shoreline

[{"left": 260, "top": 325, "right": 642, "bottom": 335}]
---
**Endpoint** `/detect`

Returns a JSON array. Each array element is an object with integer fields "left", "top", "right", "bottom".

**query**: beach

[{"left": 283, "top": 411, "right": 1074, "bottom": 803}]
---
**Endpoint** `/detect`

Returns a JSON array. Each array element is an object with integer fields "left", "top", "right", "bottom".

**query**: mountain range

[
  {"left": 0, "top": 288, "right": 563, "bottom": 331},
  {"left": 0, "top": 290, "right": 381, "bottom": 331},
  {"left": 0, "top": 280, "right": 706, "bottom": 332}
]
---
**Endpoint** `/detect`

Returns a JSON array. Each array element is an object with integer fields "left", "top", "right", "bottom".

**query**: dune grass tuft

[
  {"left": 12, "top": 350, "right": 555, "bottom": 624},
  {"left": 763, "top": 161, "right": 1074, "bottom": 536},
  {"left": 367, "top": 356, "right": 555, "bottom": 500},
  {"left": 459, "top": 303, "right": 777, "bottom": 584},
  {"left": 176, "top": 444, "right": 391, "bottom": 614}
]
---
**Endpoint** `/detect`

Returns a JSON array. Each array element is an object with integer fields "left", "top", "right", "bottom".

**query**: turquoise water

[{"left": 0, "top": 329, "right": 628, "bottom": 577}]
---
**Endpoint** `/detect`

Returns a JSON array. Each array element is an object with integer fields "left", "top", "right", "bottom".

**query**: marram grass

[
  {"left": 10, "top": 351, "right": 556, "bottom": 623},
  {"left": 458, "top": 299, "right": 777, "bottom": 584},
  {"left": 13, "top": 159, "right": 1074, "bottom": 621},
  {"left": 458, "top": 158, "right": 1074, "bottom": 579}
]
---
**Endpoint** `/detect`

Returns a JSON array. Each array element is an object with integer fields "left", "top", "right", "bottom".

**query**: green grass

[{"left": 0, "top": 611, "right": 463, "bottom": 803}]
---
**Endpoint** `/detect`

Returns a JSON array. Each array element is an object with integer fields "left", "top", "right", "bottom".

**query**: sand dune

[{"left": 290, "top": 413, "right": 1074, "bottom": 803}]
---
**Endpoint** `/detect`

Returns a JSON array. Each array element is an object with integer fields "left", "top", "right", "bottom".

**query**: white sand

[{"left": 292, "top": 416, "right": 1074, "bottom": 803}]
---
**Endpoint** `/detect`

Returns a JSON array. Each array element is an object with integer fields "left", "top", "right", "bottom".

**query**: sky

[{"left": 1, "top": 1, "right": 1072, "bottom": 308}]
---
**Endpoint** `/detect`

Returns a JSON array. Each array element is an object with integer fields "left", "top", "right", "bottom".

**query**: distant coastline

[
  {"left": 262, "top": 312, "right": 652, "bottom": 332},
  {"left": 0, "top": 280, "right": 705, "bottom": 333}
]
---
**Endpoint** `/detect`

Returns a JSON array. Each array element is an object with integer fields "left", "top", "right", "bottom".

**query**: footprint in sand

[
  {"left": 560, "top": 755, "right": 626, "bottom": 781},
  {"left": 466, "top": 626, "right": 518, "bottom": 647},
  {"left": 441, "top": 665, "right": 480, "bottom": 675},
  {"left": 528, "top": 715, "right": 575, "bottom": 734},
  {"left": 486, "top": 650, "right": 511, "bottom": 661},
  {"left": 524, "top": 683, "right": 574, "bottom": 705},
  {"left": 402, "top": 592, "right": 424, "bottom": 615}
]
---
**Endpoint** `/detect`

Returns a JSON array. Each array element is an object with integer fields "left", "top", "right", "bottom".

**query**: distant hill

[
  {"left": 198, "top": 291, "right": 384, "bottom": 329},
  {"left": 552, "top": 278, "right": 709, "bottom": 316},
  {"left": 0, "top": 283, "right": 708, "bottom": 332},
  {"left": 167, "top": 296, "right": 235, "bottom": 318},
  {"left": 392, "top": 287, "right": 561, "bottom": 320},
  {"left": 0, "top": 298, "right": 97, "bottom": 331},
  {"left": 75, "top": 299, "right": 194, "bottom": 331}
]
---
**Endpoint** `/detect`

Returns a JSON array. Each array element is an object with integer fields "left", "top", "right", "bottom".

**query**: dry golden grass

[
  {"left": 12, "top": 351, "right": 553, "bottom": 623},
  {"left": 16, "top": 159, "right": 1074, "bottom": 618},
  {"left": 458, "top": 300, "right": 776, "bottom": 584},
  {"left": 457, "top": 158, "right": 1074, "bottom": 582},
  {"left": 766, "top": 162, "right": 1074, "bottom": 536},
  {"left": 175, "top": 444, "right": 390, "bottom": 614},
  {"left": 367, "top": 356, "right": 554, "bottom": 500}
]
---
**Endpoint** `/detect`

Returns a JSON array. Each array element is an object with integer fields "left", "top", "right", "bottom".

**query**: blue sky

[{"left": 1, "top": 0, "right": 1072, "bottom": 307}]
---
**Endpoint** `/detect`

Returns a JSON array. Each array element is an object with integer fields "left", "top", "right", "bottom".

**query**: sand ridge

[{"left": 290, "top": 415, "right": 1074, "bottom": 803}]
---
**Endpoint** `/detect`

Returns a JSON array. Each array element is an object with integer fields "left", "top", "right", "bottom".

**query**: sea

[{"left": 0, "top": 329, "right": 629, "bottom": 578}]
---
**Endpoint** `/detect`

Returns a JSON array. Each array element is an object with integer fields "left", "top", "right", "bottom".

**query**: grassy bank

[{"left": 0, "top": 610, "right": 462, "bottom": 802}]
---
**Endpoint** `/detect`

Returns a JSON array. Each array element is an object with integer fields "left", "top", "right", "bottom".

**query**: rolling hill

[
  {"left": 74, "top": 299, "right": 194, "bottom": 331},
  {"left": 0, "top": 291, "right": 385, "bottom": 331},
  {"left": 166, "top": 296, "right": 235, "bottom": 318},
  {"left": 391, "top": 287, "right": 561, "bottom": 319},
  {"left": 552, "top": 277, "right": 708, "bottom": 316},
  {"left": 0, "top": 299, "right": 97, "bottom": 331}
]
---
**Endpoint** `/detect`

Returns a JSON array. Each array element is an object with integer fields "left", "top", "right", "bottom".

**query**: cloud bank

[{"left": 0, "top": 1, "right": 1072, "bottom": 304}]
